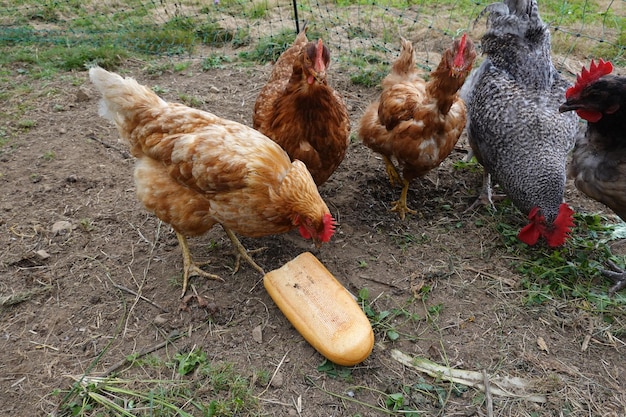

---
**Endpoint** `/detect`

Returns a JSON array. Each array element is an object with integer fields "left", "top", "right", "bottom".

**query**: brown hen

[
  {"left": 253, "top": 27, "right": 350, "bottom": 186},
  {"left": 90, "top": 67, "right": 336, "bottom": 297},
  {"left": 358, "top": 35, "right": 476, "bottom": 219}
]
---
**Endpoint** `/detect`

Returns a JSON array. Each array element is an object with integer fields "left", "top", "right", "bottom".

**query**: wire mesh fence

[{"left": 1, "top": 0, "right": 624, "bottom": 77}]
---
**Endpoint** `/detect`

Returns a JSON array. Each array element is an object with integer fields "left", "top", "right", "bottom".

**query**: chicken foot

[
  {"left": 222, "top": 225, "right": 266, "bottom": 276},
  {"left": 465, "top": 172, "right": 506, "bottom": 213},
  {"left": 602, "top": 260, "right": 626, "bottom": 297},
  {"left": 391, "top": 178, "right": 417, "bottom": 221},
  {"left": 177, "top": 232, "right": 224, "bottom": 298}
]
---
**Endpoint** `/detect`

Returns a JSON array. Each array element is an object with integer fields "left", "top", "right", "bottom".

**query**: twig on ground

[
  {"left": 464, "top": 265, "right": 517, "bottom": 287},
  {"left": 391, "top": 349, "right": 547, "bottom": 403},
  {"left": 111, "top": 282, "right": 168, "bottom": 313},
  {"left": 257, "top": 350, "right": 289, "bottom": 398},
  {"left": 0, "top": 286, "right": 52, "bottom": 307},
  {"left": 87, "top": 135, "right": 132, "bottom": 159},
  {"left": 99, "top": 330, "right": 183, "bottom": 376},
  {"left": 483, "top": 369, "right": 493, "bottom": 417}
]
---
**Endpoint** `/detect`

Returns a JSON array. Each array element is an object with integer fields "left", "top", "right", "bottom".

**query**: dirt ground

[{"left": 1, "top": 59, "right": 625, "bottom": 416}]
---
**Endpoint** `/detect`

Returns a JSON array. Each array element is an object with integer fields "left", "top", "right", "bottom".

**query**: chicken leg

[
  {"left": 382, "top": 155, "right": 402, "bottom": 188},
  {"left": 382, "top": 156, "right": 416, "bottom": 220},
  {"left": 177, "top": 232, "right": 223, "bottom": 298},
  {"left": 221, "top": 225, "right": 266, "bottom": 277},
  {"left": 391, "top": 178, "right": 417, "bottom": 220},
  {"left": 602, "top": 260, "right": 626, "bottom": 297},
  {"left": 465, "top": 172, "right": 507, "bottom": 213}
]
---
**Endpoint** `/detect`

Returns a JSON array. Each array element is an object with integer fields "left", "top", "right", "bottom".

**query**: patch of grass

[
  {"left": 592, "top": 28, "right": 626, "bottom": 66},
  {"left": 245, "top": 0, "right": 270, "bottom": 19},
  {"left": 195, "top": 22, "right": 246, "bottom": 47},
  {"left": 126, "top": 17, "right": 196, "bottom": 55},
  {"left": 317, "top": 359, "right": 353, "bottom": 380},
  {"left": 79, "top": 218, "right": 94, "bottom": 231},
  {"left": 239, "top": 29, "right": 296, "bottom": 64},
  {"left": 174, "top": 347, "right": 207, "bottom": 376},
  {"left": 452, "top": 156, "right": 482, "bottom": 173},
  {"left": 17, "top": 119, "right": 36, "bottom": 129},
  {"left": 178, "top": 93, "right": 204, "bottom": 108},
  {"left": 41, "top": 150, "right": 56, "bottom": 161},
  {"left": 55, "top": 349, "right": 261, "bottom": 416},
  {"left": 338, "top": 49, "right": 388, "bottom": 88},
  {"left": 390, "top": 230, "right": 429, "bottom": 251},
  {"left": 202, "top": 54, "right": 233, "bottom": 71},
  {"left": 494, "top": 211, "right": 626, "bottom": 322}
]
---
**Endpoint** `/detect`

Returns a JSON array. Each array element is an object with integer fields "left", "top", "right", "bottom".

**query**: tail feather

[
  {"left": 391, "top": 38, "right": 415, "bottom": 77},
  {"left": 89, "top": 66, "right": 165, "bottom": 124}
]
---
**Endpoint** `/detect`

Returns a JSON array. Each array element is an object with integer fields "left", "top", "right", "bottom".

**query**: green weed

[
  {"left": 317, "top": 359, "right": 353, "bottom": 380},
  {"left": 358, "top": 288, "right": 421, "bottom": 342},
  {"left": 202, "top": 54, "right": 232, "bottom": 71},
  {"left": 178, "top": 93, "right": 204, "bottom": 108},
  {"left": 55, "top": 349, "right": 261, "bottom": 416},
  {"left": 41, "top": 150, "right": 56, "bottom": 161}
]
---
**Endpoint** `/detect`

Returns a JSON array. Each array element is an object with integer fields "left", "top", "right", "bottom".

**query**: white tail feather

[{"left": 89, "top": 66, "right": 166, "bottom": 125}]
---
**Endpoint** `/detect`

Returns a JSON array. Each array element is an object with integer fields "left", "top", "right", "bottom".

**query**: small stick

[
  {"left": 87, "top": 135, "right": 132, "bottom": 159},
  {"left": 483, "top": 369, "right": 493, "bottom": 417},
  {"left": 111, "top": 282, "right": 168, "bottom": 313},
  {"left": 257, "top": 351, "right": 289, "bottom": 397},
  {"left": 100, "top": 331, "right": 182, "bottom": 376}
]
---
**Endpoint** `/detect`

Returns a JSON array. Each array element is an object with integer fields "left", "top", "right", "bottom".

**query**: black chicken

[{"left": 559, "top": 59, "right": 626, "bottom": 295}]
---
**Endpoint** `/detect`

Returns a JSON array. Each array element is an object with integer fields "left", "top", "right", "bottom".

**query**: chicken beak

[
  {"left": 558, "top": 101, "right": 580, "bottom": 113},
  {"left": 314, "top": 70, "right": 326, "bottom": 83}
]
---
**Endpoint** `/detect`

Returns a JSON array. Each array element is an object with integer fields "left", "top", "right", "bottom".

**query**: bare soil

[{"left": 1, "top": 60, "right": 624, "bottom": 416}]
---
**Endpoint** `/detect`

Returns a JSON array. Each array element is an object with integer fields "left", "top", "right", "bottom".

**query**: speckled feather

[{"left": 461, "top": 0, "right": 579, "bottom": 224}]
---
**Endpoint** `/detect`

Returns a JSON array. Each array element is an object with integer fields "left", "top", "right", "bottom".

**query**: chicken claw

[
  {"left": 177, "top": 232, "right": 224, "bottom": 298},
  {"left": 602, "top": 260, "right": 626, "bottom": 297}
]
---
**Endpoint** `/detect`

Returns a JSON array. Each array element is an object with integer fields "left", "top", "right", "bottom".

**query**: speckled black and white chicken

[{"left": 461, "top": 0, "right": 580, "bottom": 247}]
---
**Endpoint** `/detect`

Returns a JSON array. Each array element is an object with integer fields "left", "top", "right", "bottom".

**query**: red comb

[
  {"left": 566, "top": 59, "right": 613, "bottom": 99},
  {"left": 314, "top": 38, "right": 325, "bottom": 72},
  {"left": 453, "top": 33, "right": 467, "bottom": 68}
]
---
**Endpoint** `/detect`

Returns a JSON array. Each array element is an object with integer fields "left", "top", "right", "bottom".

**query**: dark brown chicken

[
  {"left": 253, "top": 28, "right": 350, "bottom": 186},
  {"left": 559, "top": 59, "right": 626, "bottom": 295},
  {"left": 358, "top": 34, "right": 476, "bottom": 219}
]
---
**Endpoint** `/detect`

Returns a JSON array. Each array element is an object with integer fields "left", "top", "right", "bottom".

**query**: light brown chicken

[
  {"left": 358, "top": 35, "right": 476, "bottom": 219},
  {"left": 90, "top": 67, "right": 336, "bottom": 297},
  {"left": 253, "top": 27, "right": 350, "bottom": 186}
]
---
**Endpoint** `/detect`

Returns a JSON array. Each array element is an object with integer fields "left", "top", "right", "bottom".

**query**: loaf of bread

[{"left": 263, "top": 252, "right": 374, "bottom": 366}]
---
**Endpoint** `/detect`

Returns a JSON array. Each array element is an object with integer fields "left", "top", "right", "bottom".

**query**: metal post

[{"left": 292, "top": 0, "right": 299, "bottom": 33}]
